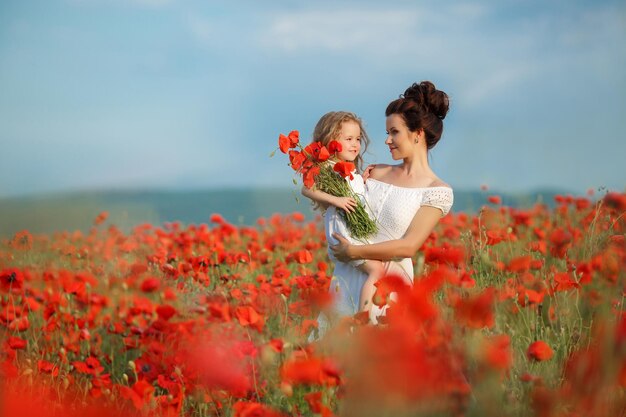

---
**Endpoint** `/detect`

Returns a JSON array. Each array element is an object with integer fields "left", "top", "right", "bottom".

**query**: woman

[{"left": 328, "top": 80, "right": 453, "bottom": 323}]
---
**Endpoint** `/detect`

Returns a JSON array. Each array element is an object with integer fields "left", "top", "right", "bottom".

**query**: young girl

[{"left": 301, "top": 111, "right": 384, "bottom": 314}]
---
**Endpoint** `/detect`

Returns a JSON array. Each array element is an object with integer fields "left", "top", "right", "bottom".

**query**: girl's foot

[{"left": 368, "top": 303, "right": 389, "bottom": 325}]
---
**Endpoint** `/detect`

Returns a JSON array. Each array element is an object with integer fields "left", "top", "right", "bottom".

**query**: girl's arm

[
  {"left": 301, "top": 186, "right": 358, "bottom": 213},
  {"left": 330, "top": 205, "right": 443, "bottom": 261}
]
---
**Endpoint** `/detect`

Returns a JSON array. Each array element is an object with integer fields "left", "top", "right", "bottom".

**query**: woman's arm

[
  {"left": 301, "top": 186, "right": 358, "bottom": 213},
  {"left": 330, "top": 205, "right": 443, "bottom": 261}
]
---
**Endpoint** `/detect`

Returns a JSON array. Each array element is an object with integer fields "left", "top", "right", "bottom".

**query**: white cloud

[
  {"left": 259, "top": 9, "right": 420, "bottom": 52},
  {"left": 446, "top": 2, "right": 488, "bottom": 20},
  {"left": 257, "top": 3, "right": 625, "bottom": 97},
  {"left": 556, "top": 8, "right": 625, "bottom": 48},
  {"left": 186, "top": 14, "right": 216, "bottom": 44},
  {"left": 460, "top": 63, "right": 539, "bottom": 107},
  {"left": 184, "top": 13, "right": 245, "bottom": 51},
  {"left": 4, "top": 1, "right": 625, "bottom": 196}
]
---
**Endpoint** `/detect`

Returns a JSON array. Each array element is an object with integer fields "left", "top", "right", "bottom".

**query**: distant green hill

[{"left": 0, "top": 187, "right": 574, "bottom": 237}]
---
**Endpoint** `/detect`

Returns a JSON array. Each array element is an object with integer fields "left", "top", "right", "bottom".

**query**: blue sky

[{"left": 1, "top": 0, "right": 625, "bottom": 197}]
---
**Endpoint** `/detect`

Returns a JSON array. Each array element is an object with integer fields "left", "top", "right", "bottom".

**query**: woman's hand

[
  {"left": 332, "top": 196, "right": 357, "bottom": 213},
  {"left": 330, "top": 233, "right": 354, "bottom": 262},
  {"left": 362, "top": 164, "right": 377, "bottom": 182}
]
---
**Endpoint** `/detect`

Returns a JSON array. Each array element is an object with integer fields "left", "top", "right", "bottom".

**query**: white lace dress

[{"left": 326, "top": 179, "right": 454, "bottom": 319}]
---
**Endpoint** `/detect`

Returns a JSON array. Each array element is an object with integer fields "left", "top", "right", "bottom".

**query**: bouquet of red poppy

[{"left": 275, "top": 130, "right": 378, "bottom": 240}]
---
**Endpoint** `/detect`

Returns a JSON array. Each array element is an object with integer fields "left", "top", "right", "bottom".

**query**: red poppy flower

[
  {"left": 291, "top": 212, "right": 305, "bottom": 222},
  {"left": 278, "top": 133, "right": 298, "bottom": 154},
  {"left": 94, "top": 211, "right": 109, "bottom": 225},
  {"left": 1, "top": 268, "right": 24, "bottom": 292},
  {"left": 278, "top": 135, "right": 289, "bottom": 153},
  {"left": 518, "top": 287, "right": 545, "bottom": 306},
  {"left": 293, "top": 249, "right": 313, "bottom": 264},
  {"left": 603, "top": 191, "right": 626, "bottom": 211},
  {"left": 119, "top": 379, "right": 155, "bottom": 410},
  {"left": 156, "top": 304, "right": 177, "bottom": 321},
  {"left": 188, "top": 338, "right": 255, "bottom": 396},
  {"left": 423, "top": 245, "right": 465, "bottom": 267},
  {"left": 549, "top": 228, "right": 572, "bottom": 258},
  {"left": 553, "top": 272, "right": 580, "bottom": 292},
  {"left": 140, "top": 277, "right": 160, "bottom": 293},
  {"left": 210, "top": 213, "right": 226, "bottom": 224},
  {"left": 488, "top": 195, "right": 502, "bottom": 205},
  {"left": 7, "top": 336, "right": 27, "bottom": 350},
  {"left": 304, "top": 391, "right": 334, "bottom": 416},
  {"left": 8, "top": 316, "right": 30, "bottom": 332},
  {"left": 280, "top": 356, "right": 341, "bottom": 386},
  {"left": 287, "top": 130, "right": 299, "bottom": 147},
  {"left": 269, "top": 338, "right": 284, "bottom": 353},
  {"left": 301, "top": 159, "right": 314, "bottom": 172},
  {"left": 303, "top": 142, "right": 321, "bottom": 157},
  {"left": 454, "top": 287, "right": 495, "bottom": 329},
  {"left": 302, "top": 165, "right": 321, "bottom": 189},
  {"left": 506, "top": 256, "right": 532, "bottom": 273},
  {"left": 289, "top": 150, "right": 306, "bottom": 171},
  {"left": 73, "top": 357, "right": 105, "bottom": 375},
  {"left": 11, "top": 230, "right": 33, "bottom": 250},
  {"left": 527, "top": 340, "right": 553, "bottom": 361},
  {"left": 372, "top": 274, "right": 410, "bottom": 308},
  {"left": 38, "top": 360, "right": 59, "bottom": 376},
  {"left": 303, "top": 142, "right": 330, "bottom": 162},
  {"left": 390, "top": 271, "right": 443, "bottom": 325},
  {"left": 235, "top": 305, "right": 264, "bottom": 331},
  {"left": 483, "top": 334, "right": 512, "bottom": 371},
  {"left": 528, "top": 240, "right": 547, "bottom": 254},
  {"left": 332, "top": 161, "right": 355, "bottom": 180},
  {"left": 328, "top": 140, "right": 342, "bottom": 153},
  {"left": 609, "top": 234, "right": 625, "bottom": 246},
  {"left": 317, "top": 146, "right": 330, "bottom": 162},
  {"left": 574, "top": 197, "right": 591, "bottom": 211},
  {"left": 485, "top": 229, "right": 507, "bottom": 246}
]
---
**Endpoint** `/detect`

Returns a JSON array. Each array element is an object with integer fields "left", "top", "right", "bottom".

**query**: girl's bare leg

[{"left": 357, "top": 260, "right": 385, "bottom": 311}]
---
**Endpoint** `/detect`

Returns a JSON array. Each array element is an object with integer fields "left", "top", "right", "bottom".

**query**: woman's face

[
  {"left": 334, "top": 120, "right": 362, "bottom": 162},
  {"left": 385, "top": 114, "right": 417, "bottom": 160}
]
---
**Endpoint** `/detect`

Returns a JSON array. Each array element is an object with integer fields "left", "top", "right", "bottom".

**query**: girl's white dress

[
  {"left": 324, "top": 171, "right": 369, "bottom": 266},
  {"left": 323, "top": 178, "right": 454, "bottom": 323}
]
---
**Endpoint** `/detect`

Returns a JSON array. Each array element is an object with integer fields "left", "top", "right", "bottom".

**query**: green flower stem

[{"left": 314, "top": 164, "right": 378, "bottom": 241}]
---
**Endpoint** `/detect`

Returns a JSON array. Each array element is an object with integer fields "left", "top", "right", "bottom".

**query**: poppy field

[{"left": 1, "top": 191, "right": 625, "bottom": 417}]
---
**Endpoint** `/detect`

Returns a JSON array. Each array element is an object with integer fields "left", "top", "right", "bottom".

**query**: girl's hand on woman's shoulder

[
  {"left": 362, "top": 164, "right": 377, "bottom": 181},
  {"left": 364, "top": 164, "right": 392, "bottom": 182}
]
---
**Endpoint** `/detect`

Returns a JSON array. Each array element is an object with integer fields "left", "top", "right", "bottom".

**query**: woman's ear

[
  {"left": 415, "top": 129, "right": 426, "bottom": 143},
  {"left": 413, "top": 129, "right": 423, "bottom": 144}
]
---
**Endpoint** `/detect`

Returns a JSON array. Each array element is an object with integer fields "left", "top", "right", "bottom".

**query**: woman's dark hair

[{"left": 385, "top": 81, "right": 449, "bottom": 149}]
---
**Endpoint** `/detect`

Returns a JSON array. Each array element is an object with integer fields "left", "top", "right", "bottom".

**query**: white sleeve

[{"left": 421, "top": 187, "right": 454, "bottom": 217}]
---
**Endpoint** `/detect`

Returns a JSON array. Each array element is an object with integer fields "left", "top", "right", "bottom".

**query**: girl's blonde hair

[{"left": 312, "top": 111, "right": 370, "bottom": 172}]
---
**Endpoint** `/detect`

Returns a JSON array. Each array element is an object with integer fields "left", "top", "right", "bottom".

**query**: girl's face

[
  {"left": 334, "top": 120, "right": 362, "bottom": 162},
  {"left": 385, "top": 114, "right": 418, "bottom": 160}
]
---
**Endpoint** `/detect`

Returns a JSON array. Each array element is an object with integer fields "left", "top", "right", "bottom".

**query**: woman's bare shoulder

[
  {"left": 369, "top": 164, "right": 394, "bottom": 180},
  {"left": 429, "top": 178, "right": 452, "bottom": 189}
]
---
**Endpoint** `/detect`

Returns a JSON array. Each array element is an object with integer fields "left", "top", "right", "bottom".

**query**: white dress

[
  {"left": 325, "top": 179, "right": 454, "bottom": 319},
  {"left": 324, "top": 171, "right": 369, "bottom": 266}
]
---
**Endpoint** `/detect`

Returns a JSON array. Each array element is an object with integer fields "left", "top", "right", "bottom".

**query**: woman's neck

[{"left": 400, "top": 150, "right": 432, "bottom": 178}]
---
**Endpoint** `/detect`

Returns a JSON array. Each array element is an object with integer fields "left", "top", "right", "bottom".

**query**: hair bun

[{"left": 403, "top": 81, "right": 449, "bottom": 120}]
